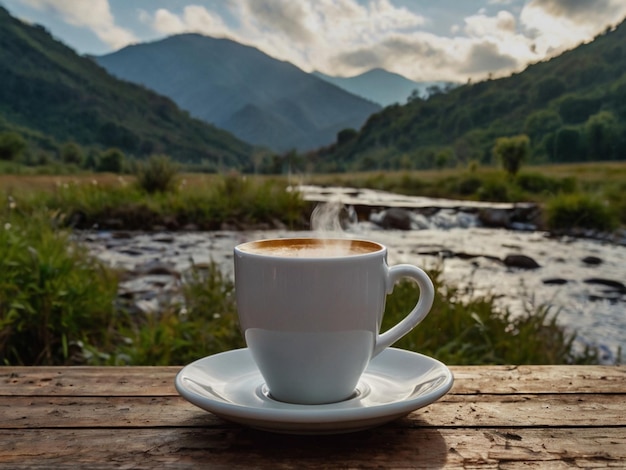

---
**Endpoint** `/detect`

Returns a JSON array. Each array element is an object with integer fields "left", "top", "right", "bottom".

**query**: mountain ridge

[
  {"left": 313, "top": 68, "right": 456, "bottom": 107},
  {"left": 95, "top": 34, "right": 381, "bottom": 152},
  {"left": 0, "top": 6, "right": 253, "bottom": 168}
]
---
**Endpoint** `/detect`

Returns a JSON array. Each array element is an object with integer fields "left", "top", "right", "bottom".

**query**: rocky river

[{"left": 81, "top": 185, "right": 626, "bottom": 364}]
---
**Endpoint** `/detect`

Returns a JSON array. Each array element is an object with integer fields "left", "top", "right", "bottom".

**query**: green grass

[
  {"left": 383, "top": 278, "right": 597, "bottom": 365},
  {"left": 546, "top": 192, "right": 619, "bottom": 233},
  {"left": 0, "top": 211, "right": 120, "bottom": 365},
  {"left": 111, "top": 262, "right": 245, "bottom": 366},
  {"left": 0, "top": 211, "right": 601, "bottom": 365},
  {"left": 2, "top": 173, "right": 310, "bottom": 231}
]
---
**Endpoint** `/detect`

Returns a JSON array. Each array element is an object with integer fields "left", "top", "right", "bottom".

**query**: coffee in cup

[{"left": 234, "top": 237, "right": 435, "bottom": 405}]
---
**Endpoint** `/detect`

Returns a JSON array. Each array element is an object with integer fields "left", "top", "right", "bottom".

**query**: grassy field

[
  {"left": 2, "top": 160, "right": 624, "bottom": 201},
  {"left": 306, "top": 161, "right": 626, "bottom": 198},
  {"left": 3, "top": 161, "right": 623, "bottom": 230}
]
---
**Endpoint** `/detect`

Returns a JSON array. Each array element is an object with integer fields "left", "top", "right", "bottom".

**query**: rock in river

[
  {"left": 373, "top": 208, "right": 413, "bottom": 230},
  {"left": 503, "top": 254, "right": 541, "bottom": 270}
]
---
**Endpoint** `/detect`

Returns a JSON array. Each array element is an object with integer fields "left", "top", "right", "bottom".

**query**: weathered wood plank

[
  {"left": 0, "top": 428, "right": 623, "bottom": 469},
  {"left": 2, "top": 365, "right": 625, "bottom": 396},
  {"left": 449, "top": 365, "right": 626, "bottom": 395},
  {"left": 0, "top": 367, "right": 179, "bottom": 396},
  {"left": 1, "top": 394, "right": 624, "bottom": 429}
]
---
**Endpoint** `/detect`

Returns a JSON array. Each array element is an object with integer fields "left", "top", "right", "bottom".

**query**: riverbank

[{"left": 78, "top": 186, "right": 625, "bottom": 364}]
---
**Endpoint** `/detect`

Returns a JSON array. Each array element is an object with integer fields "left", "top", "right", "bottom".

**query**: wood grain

[
  {"left": 0, "top": 394, "right": 624, "bottom": 429},
  {"left": 1, "top": 365, "right": 624, "bottom": 469},
  {"left": 0, "top": 428, "right": 623, "bottom": 469},
  {"left": 2, "top": 365, "right": 625, "bottom": 395}
]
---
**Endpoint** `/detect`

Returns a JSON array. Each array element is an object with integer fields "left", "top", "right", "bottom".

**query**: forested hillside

[
  {"left": 0, "top": 7, "right": 253, "bottom": 168},
  {"left": 313, "top": 20, "right": 626, "bottom": 172}
]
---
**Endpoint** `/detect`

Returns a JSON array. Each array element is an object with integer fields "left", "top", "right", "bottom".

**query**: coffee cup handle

[{"left": 373, "top": 265, "right": 435, "bottom": 358}]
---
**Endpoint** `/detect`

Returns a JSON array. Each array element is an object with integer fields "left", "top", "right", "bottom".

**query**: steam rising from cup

[
  {"left": 309, "top": 200, "right": 359, "bottom": 255},
  {"left": 310, "top": 200, "right": 346, "bottom": 234}
]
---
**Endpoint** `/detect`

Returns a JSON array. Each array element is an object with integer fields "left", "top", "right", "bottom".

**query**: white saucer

[{"left": 175, "top": 348, "right": 454, "bottom": 434}]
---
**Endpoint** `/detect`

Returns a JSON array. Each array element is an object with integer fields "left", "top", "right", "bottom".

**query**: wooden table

[{"left": 1, "top": 364, "right": 625, "bottom": 468}]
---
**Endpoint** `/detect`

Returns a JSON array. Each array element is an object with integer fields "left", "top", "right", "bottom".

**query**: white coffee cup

[{"left": 234, "top": 237, "right": 435, "bottom": 405}]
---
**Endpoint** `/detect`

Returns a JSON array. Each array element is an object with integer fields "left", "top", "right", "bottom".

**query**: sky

[{"left": 2, "top": 0, "right": 626, "bottom": 83}]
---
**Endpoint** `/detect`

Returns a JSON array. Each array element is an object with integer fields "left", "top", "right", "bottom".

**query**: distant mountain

[
  {"left": 95, "top": 34, "right": 381, "bottom": 152},
  {"left": 314, "top": 20, "right": 626, "bottom": 171},
  {"left": 313, "top": 68, "right": 456, "bottom": 107},
  {"left": 0, "top": 7, "right": 252, "bottom": 168}
]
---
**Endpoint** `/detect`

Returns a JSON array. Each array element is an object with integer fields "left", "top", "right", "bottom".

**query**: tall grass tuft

[
  {"left": 546, "top": 192, "right": 618, "bottom": 233},
  {"left": 134, "top": 154, "right": 179, "bottom": 194},
  {"left": 0, "top": 212, "right": 120, "bottom": 365}
]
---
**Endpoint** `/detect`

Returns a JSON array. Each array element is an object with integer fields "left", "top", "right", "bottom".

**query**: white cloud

[
  {"left": 464, "top": 10, "right": 517, "bottom": 38},
  {"left": 142, "top": 0, "right": 428, "bottom": 78},
  {"left": 235, "top": 0, "right": 316, "bottom": 43},
  {"left": 520, "top": 0, "right": 626, "bottom": 56},
  {"left": 19, "top": 0, "right": 625, "bottom": 83},
  {"left": 149, "top": 5, "right": 230, "bottom": 38},
  {"left": 18, "top": 0, "right": 137, "bottom": 49}
]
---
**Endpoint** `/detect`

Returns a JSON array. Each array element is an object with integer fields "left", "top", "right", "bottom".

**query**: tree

[
  {"left": 558, "top": 96, "right": 601, "bottom": 124},
  {"left": 492, "top": 135, "right": 530, "bottom": 178},
  {"left": 533, "top": 77, "right": 566, "bottom": 104},
  {"left": 435, "top": 148, "right": 454, "bottom": 170},
  {"left": 337, "top": 128, "right": 358, "bottom": 146},
  {"left": 554, "top": 127, "right": 585, "bottom": 162},
  {"left": 60, "top": 141, "right": 83, "bottom": 165},
  {"left": 0, "top": 132, "right": 26, "bottom": 161},
  {"left": 524, "top": 110, "right": 562, "bottom": 143},
  {"left": 98, "top": 148, "right": 125, "bottom": 173},
  {"left": 585, "top": 111, "right": 618, "bottom": 160}
]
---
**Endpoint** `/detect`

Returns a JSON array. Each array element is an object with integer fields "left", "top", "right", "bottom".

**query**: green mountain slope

[
  {"left": 315, "top": 21, "right": 626, "bottom": 172},
  {"left": 0, "top": 7, "right": 253, "bottom": 168}
]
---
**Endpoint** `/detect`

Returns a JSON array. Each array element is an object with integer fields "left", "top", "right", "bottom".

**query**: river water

[{"left": 83, "top": 186, "right": 626, "bottom": 364}]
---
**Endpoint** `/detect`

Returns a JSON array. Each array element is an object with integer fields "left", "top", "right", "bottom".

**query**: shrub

[
  {"left": 476, "top": 178, "right": 511, "bottom": 201},
  {"left": 603, "top": 182, "right": 626, "bottom": 225},
  {"left": 135, "top": 154, "right": 179, "bottom": 194},
  {"left": 0, "top": 213, "right": 120, "bottom": 365},
  {"left": 0, "top": 131, "right": 27, "bottom": 161},
  {"left": 546, "top": 192, "right": 618, "bottom": 232},
  {"left": 493, "top": 134, "right": 530, "bottom": 178},
  {"left": 98, "top": 148, "right": 125, "bottom": 173},
  {"left": 515, "top": 172, "right": 577, "bottom": 195},
  {"left": 454, "top": 174, "right": 483, "bottom": 196},
  {"left": 60, "top": 141, "right": 84, "bottom": 166}
]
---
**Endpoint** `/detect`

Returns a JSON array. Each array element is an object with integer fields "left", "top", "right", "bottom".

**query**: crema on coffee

[{"left": 237, "top": 238, "right": 381, "bottom": 258}]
